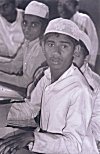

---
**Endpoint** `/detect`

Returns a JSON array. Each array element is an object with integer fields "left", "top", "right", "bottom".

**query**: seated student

[
  {"left": 73, "top": 31, "right": 100, "bottom": 149},
  {"left": 3, "top": 18, "right": 98, "bottom": 154},
  {"left": 0, "top": 0, "right": 24, "bottom": 62},
  {"left": 0, "top": 1, "right": 49, "bottom": 88},
  {"left": 57, "top": 0, "right": 99, "bottom": 68}
]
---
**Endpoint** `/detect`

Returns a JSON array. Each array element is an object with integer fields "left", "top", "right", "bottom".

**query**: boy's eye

[
  {"left": 23, "top": 21, "right": 27, "bottom": 26},
  {"left": 32, "top": 22, "right": 38, "bottom": 27},
  {"left": 47, "top": 42, "right": 55, "bottom": 47},
  {"left": 61, "top": 44, "right": 69, "bottom": 50},
  {"left": 32, "top": 23, "right": 35, "bottom": 27}
]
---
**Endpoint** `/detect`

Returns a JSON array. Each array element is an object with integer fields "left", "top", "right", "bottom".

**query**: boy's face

[
  {"left": 73, "top": 46, "right": 86, "bottom": 68},
  {"left": 22, "top": 14, "right": 42, "bottom": 41},
  {"left": 0, "top": 0, "right": 16, "bottom": 19},
  {"left": 43, "top": 33, "right": 75, "bottom": 72},
  {"left": 57, "top": 0, "right": 77, "bottom": 19}
]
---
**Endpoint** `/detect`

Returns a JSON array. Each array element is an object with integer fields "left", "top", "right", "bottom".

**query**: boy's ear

[
  {"left": 84, "top": 55, "right": 90, "bottom": 64},
  {"left": 73, "top": 44, "right": 81, "bottom": 56}
]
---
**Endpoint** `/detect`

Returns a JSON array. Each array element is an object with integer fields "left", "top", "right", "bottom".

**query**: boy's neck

[{"left": 50, "top": 64, "right": 72, "bottom": 83}]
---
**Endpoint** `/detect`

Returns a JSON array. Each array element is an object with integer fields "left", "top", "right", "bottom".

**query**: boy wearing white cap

[
  {"left": 0, "top": 1, "right": 48, "bottom": 88},
  {"left": 57, "top": 0, "right": 99, "bottom": 68},
  {"left": 1, "top": 18, "right": 97, "bottom": 154},
  {"left": 73, "top": 31, "right": 100, "bottom": 149}
]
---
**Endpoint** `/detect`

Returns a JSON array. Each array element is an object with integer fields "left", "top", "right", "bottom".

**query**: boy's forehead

[
  {"left": 58, "top": 0, "right": 76, "bottom": 3},
  {"left": 45, "top": 33, "right": 75, "bottom": 43},
  {"left": 24, "top": 14, "right": 42, "bottom": 22}
]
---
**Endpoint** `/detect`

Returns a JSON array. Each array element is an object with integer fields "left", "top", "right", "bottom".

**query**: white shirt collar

[
  {"left": 71, "top": 11, "right": 79, "bottom": 20},
  {"left": 81, "top": 63, "right": 89, "bottom": 74},
  {"left": 44, "top": 64, "right": 76, "bottom": 83}
]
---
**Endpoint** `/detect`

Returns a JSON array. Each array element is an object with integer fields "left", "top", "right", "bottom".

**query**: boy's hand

[{"left": 0, "top": 131, "right": 34, "bottom": 154}]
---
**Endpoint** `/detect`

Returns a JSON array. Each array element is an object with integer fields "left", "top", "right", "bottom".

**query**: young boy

[
  {"left": 0, "top": 1, "right": 49, "bottom": 89},
  {"left": 73, "top": 31, "right": 100, "bottom": 149},
  {"left": 2, "top": 18, "right": 98, "bottom": 154}
]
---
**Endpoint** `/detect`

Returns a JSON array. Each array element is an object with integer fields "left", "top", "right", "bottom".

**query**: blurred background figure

[
  {"left": 57, "top": 0, "right": 99, "bottom": 69},
  {"left": 0, "top": 0, "right": 24, "bottom": 62}
]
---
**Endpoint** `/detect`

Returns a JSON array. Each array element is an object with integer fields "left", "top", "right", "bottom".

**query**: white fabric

[
  {"left": 8, "top": 65, "right": 98, "bottom": 154},
  {"left": 0, "top": 9, "right": 24, "bottom": 62},
  {"left": 44, "top": 18, "right": 80, "bottom": 41},
  {"left": 23, "top": 38, "right": 45, "bottom": 78},
  {"left": 81, "top": 64, "right": 100, "bottom": 141},
  {"left": 71, "top": 11, "right": 99, "bottom": 66},
  {"left": 79, "top": 30, "right": 91, "bottom": 54},
  {"left": 25, "top": 1, "right": 49, "bottom": 19},
  {"left": 0, "top": 38, "right": 45, "bottom": 88}
]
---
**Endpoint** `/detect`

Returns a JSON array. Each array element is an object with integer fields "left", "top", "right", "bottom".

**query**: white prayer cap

[
  {"left": 79, "top": 31, "right": 91, "bottom": 54},
  {"left": 44, "top": 18, "right": 80, "bottom": 41},
  {"left": 25, "top": 1, "right": 49, "bottom": 19}
]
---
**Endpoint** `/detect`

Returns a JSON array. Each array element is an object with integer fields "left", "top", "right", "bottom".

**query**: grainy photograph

[{"left": 0, "top": 0, "right": 99, "bottom": 153}]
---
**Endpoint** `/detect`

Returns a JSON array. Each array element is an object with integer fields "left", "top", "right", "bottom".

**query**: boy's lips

[{"left": 50, "top": 57, "right": 62, "bottom": 65}]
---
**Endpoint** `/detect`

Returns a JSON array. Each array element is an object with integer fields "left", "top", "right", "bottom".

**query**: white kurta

[
  {"left": 0, "top": 38, "right": 45, "bottom": 88},
  {"left": 81, "top": 64, "right": 100, "bottom": 141},
  {"left": 0, "top": 9, "right": 24, "bottom": 62},
  {"left": 8, "top": 65, "right": 98, "bottom": 154},
  {"left": 71, "top": 12, "right": 99, "bottom": 67}
]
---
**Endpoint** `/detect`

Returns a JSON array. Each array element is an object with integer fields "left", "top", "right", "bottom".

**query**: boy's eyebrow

[
  {"left": 46, "top": 40, "right": 55, "bottom": 43},
  {"left": 60, "top": 41, "right": 71, "bottom": 44},
  {"left": 45, "top": 40, "right": 72, "bottom": 44},
  {"left": 23, "top": 19, "right": 26, "bottom": 22},
  {"left": 32, "top": 21, "right": 40, "bottom": 24}
]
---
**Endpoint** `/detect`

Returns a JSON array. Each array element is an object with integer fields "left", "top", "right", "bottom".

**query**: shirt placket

[
  {"left": 24, "top": 41, "right": 30, "bottom": 72},
  {"left": 41, "top": 84, "right": 56, "bottom": 130}
]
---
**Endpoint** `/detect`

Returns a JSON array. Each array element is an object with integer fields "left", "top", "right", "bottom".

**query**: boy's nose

[{"left": 53, "top": 46, "right": 61, "bottom": 55}]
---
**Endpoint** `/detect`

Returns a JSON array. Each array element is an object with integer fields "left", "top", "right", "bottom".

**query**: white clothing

[
  {"left": 0, "top": 38, "right": 45, "bottom": 88},
  {"left": 81, "top": 64, "right": 100, "bottom": 141},
  {"left": 8, "top": 65, "right": 98, "bottom": 154},
  {"left": 22, "top": 38, "right": 45, "bottom": 78},
  {"left": 0, "top": 9, "right": 24, "bottom": 62},
  {"left": 71, "top": 12, "right": 99, "bottom": 66}
]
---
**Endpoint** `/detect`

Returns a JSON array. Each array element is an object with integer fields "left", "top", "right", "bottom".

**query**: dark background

[{"left": 16, "top": 0, "right": 100, "bottom": 75}]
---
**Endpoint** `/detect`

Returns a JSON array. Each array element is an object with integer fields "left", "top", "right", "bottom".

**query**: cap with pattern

[
  {"left": 44, "top": 18, "right": 80, "bottom": 41},
  {"left": 25, "top": 1, "right": 49, "bottom": 19},
  {"left": 79, "top": 31, "right": 91, "bottom": 54}
]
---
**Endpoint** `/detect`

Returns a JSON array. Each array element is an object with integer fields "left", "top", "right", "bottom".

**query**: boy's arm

[
  {"left": 31, "top": 88, "right": 93, "bottom": 154},
  {"left": 7, "top": 77, "right": 45, "bottom": 122}
]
